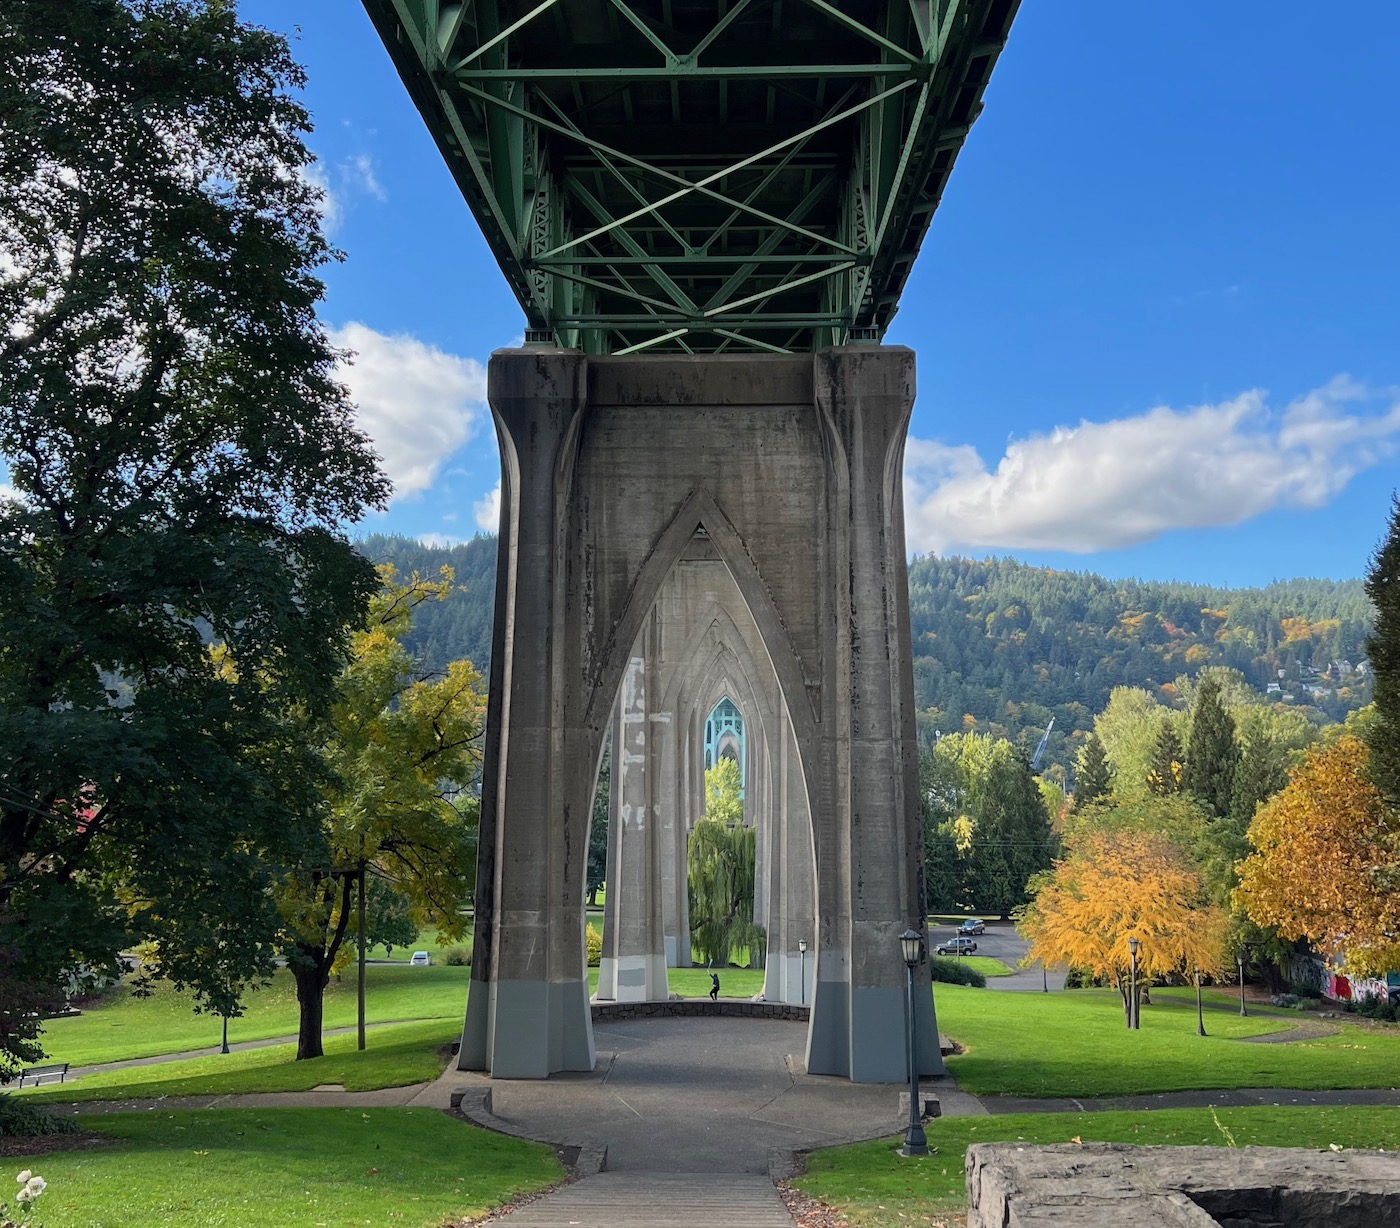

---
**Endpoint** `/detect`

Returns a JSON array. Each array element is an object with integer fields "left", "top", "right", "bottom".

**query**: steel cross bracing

[{"left": 364, "top": 0, "right": 1019, "bottom": 355}]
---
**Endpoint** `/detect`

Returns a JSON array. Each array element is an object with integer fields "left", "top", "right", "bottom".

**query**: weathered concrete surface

[
  {"left": 463, "top": 347, "right": 937, "bottom": 1082},
  {"left": 966, "top": 1142, "right": 1400, "bottom": 1228}
]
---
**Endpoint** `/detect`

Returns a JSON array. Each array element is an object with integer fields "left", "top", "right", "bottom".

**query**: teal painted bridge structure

[{"left": 363, "top": 0, "right": 1019, "bottom": 354}]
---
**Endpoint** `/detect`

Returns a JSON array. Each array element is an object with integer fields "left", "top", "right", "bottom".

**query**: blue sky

[{"left": 239, "top": 2, "right": 1400, "bottom": 588}]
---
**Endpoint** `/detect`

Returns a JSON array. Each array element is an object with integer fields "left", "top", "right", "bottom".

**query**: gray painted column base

[
  {"left": 458, "top": 982, "right": 489, "bottom": 1070},
  {"left": 485, "top": 979, "right": 597, "bottom": 1078}
]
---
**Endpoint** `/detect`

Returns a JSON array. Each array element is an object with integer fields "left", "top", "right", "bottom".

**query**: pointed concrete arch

[{"left": 465, "top": 346, "right": 940, "bottom": 1083}]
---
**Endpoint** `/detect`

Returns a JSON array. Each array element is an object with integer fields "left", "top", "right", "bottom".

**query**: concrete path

[{"left": 487, "top": 1172, "right": 794, "bottom": 1227}]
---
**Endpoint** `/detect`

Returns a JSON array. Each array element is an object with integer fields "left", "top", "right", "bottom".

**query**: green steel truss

[{"left": 363, "top": 0, "right": 1019, "bottom": 354}]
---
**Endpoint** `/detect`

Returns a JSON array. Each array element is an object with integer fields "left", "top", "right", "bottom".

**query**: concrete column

[
  {"left": 459, "top": 348, "right": 595, "bottom": 1078},
  {"left": 763, "top": 701, "right": 816, "bottom": 1005},
  {"left": 805, "top": 347, "right": 941, "bottom": 1081},
  {"left": 597, "top": 626, "right": 669, "bottom": 1001}
]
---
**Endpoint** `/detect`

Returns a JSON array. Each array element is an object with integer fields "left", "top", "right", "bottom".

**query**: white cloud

[
  {"left": 345, "top": 154, "right": 386, "bottom": 202},
  {"left": 300, "top": 161, "right": 341, "bottom": 233},
  {"left": 330, "top": 322, "right": 487, "bottom": 501},
  {"left": 474, "top": 482, "right": 501, "bottom": 532},
  {"left": 904, "top": 376, "right": 1400, "bottom": 555},
  {"left": 417, "top": 532, "right": 466, "bottom": 548}
]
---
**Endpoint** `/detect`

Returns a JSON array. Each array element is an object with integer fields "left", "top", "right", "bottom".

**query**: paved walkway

[{"left": 489, "top": 1172, "right": 795, "bottom": 1227}]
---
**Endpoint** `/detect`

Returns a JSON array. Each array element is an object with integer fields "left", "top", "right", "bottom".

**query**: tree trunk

[{"left": 292, "top": 958, "right": 329, "bottom": 1060}]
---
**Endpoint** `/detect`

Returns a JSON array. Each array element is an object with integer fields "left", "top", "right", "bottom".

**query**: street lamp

[
  {"left": 220, "top": 1012, "right": 230, "bottom": 1055},
  {"left": 1237, "top": 944, "right": 1251, "bottom": 1017},
  {"left": 798, "top": 938, "right": 808, "bottom": 1007},
  {"left": 1127, "top": 936, "right": 1140, "bottom": 1031},
  {"left": 1194, "top": 967, "right": 1207, "bottom": 1037},
  {"left": 897, "top": 929, "right": 928, "bottom": 1158}
]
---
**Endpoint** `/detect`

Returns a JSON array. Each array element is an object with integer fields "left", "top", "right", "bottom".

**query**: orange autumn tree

[
  {"left": 1236, "top": 735, "right": 1400, "bottom": 977},
  {"left": 1018, "top": 827, "right": 1230, "bottom": 1027}
]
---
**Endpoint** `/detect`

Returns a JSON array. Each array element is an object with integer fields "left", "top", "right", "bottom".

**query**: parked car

[
  {"left": 934, "top": 936, "right": 977, "bottom": 956},
  {"left": 409, "top": 951, "right": 431, "bottom": 966},
  {"left": 958, "top": 918, "right": 986, "bottom": 935}
]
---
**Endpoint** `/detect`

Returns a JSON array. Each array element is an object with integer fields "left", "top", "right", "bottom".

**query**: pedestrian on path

[{"left": 710, "top": 972, "right": 720, "bottom": 1001}]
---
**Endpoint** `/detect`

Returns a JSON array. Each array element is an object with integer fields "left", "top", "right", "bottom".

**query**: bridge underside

[{"left": 363, "top": 0, "right": 1017, "bottom": 354}]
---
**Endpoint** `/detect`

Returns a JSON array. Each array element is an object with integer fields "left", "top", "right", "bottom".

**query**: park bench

[{"left": 15, "top": 1063, "right": 68, "bottom": 1087}]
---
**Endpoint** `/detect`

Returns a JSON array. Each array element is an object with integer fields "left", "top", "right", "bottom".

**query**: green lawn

[
  {"left": 42, "top": 965, "right": 470, "bottom": 1067},
  {"left": 6, "top": 1108, "right": 560, "bottom": 1228},
  {"left": 587, "top": 966, "right": 767, "bottom": 999},
  {"left": 22, "top": 1018, "right": 460, "bottom": 1104},
  {"left": 796, "top": 1106, "right": 1400, "bottom": 1228},
  {"left": 938, "top": 982, "right": 1400, "bottom": 1098},
  {"left": 959, "top": 956, "right": 1014, "bottom": 978}
]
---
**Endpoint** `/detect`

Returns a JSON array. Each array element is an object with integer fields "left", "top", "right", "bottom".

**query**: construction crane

[{"left": 1030, "top": 718, "right": 1055, "bottom": 772}]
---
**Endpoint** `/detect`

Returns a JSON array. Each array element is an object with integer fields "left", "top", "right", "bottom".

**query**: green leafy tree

[
  {"left": 925, "top": 733, "right": 1054, "bottom": 916},
  {"left": 280, "top": 569, "right": 484, "bottom": 1059},
  {"left": 1093, "top": 688, "right": 1165, "bottom": 800},
  {"left": 1367, "top": 495, "right": 1400, "bottom": 806},
  {"left": 702, "top": 757, "right": 745, "bottom": 826},
  {"left": 1228, "top": 723, "right": 1290, "bottom": 831},
  {"left": 365, "top": 876, "right": 419, "bottom": 957},
  {"left": 0, "top": 0, "right": 386, "bottom": 1076},
  {"left": 1073, "top": 734, "right": 1113, "bottom": 811},
  {"left": 1146, "top": 720, "right": 1186, "bottom": 796},
  {"left": 688, "top": 762, "right": 762, "bottom": 967},
  {"left": 920, "top": 743, "right": 964, "bottom": 911},
  {"left": 1183, "top": 674, "right": 1240, "bottom": 819}
]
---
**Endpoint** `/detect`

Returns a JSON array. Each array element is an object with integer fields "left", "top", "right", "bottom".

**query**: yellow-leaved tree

[
  {"left": 281, "top": 566, "right": 485, "bottom": 1059},
  {"left": 1235, "top": 734, "right": 1400, "bottom": 977},
  {"left": 1018, "top": 825, "right": 1231, "bottom": 1027}
]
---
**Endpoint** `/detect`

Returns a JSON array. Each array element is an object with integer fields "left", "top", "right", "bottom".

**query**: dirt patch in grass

[{"left": 0, "top": 1131, "right": 113, "bottom": 1158}]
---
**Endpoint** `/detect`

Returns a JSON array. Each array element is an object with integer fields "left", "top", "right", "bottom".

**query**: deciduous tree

[
  {"left": 1236, "top": 735, "right": 1400, "bottom": 976},
  {"left": 1019, "top": 827, "right": 1231, "bottom": 1027},
  {"left": 280, "top": 570, "right": 484, "bottom": 1059},
  {"left": 0, "top": 0, "right": 385, "bottom": 1075},
  {"left": 687, "top": 762, "right": 762, "bottom": 967}
]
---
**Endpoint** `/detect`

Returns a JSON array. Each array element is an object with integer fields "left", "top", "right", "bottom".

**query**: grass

[
  {"left": 43, "top": 964, "right": 470, "bottom": 1066},
  {"left": 957, "top": 956, "right": 1013, "bottom": 978},
  {"left": 6, "top": 1108, "right": 561, "bottom": 1228},
  {"left": 22, "top": 1019, "right": 460, "bottom": 1104},
  {"left": 586, "top": 966, "right": 767, "bottom": 999},
  {"left": 795, "top": 1106, "right": 1400, "bottom": 1228},
  {"left": 938, "top": 982, "right": 1400, "bottom": 1098}
]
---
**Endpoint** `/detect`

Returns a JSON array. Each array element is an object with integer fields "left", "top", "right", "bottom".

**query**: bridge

[
  {"left": 363, "top": 0, "right": 1016, "bottom": 353},
  {"left": 363, "top": 1, "right": 1020, "bottom": 1083}
]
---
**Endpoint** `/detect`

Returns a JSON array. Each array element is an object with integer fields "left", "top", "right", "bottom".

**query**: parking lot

[{"left": 928, "top": 917, "right": 1067, "bottom": 992}]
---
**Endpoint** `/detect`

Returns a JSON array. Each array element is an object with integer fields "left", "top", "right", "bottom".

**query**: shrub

[
  {"left": 444, "top": 947, "right": 471, "bottom": 967},
  {"left": 1063, "top": 966, "right": 1109, "bottom": 990},
  {"left": 930, "top": 956, "right": 985, "bottom": 988},
  {"left": 1343, "top": 992, "right": 1398, "bottom": 1023},
  {"left": 0, "top": 1094, "right": 79, "bottom": 1138},
  {"left": 585, "top": 923, "right": 603, "bottom": 966}
]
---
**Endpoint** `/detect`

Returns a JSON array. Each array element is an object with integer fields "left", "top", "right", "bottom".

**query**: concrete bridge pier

[{"left": 461, "top": 346, "right": 940, "bottom": 1082}]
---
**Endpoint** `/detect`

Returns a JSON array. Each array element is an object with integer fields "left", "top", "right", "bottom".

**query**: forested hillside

[{"left": 357, "top": 534, "right": 1372, "bottom": 779}]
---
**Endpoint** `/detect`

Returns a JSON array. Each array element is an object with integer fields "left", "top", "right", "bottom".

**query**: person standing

[{"left": 709, "top": 971, "right": 720, "bottom": 1001}]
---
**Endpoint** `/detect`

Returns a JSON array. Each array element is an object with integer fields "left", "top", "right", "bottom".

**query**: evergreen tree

[
  {"left": 1228, "top": 724, "right": 1289, "bottom": 831},
  {"left": 1146, "top": 721, "right": 1185, "bottom": 796},
  {"left": 1183, "top": 675, "right": 1240, "bottom": 819},
  {"left": 1366, "top": 495, "right": 1400, "bottom": 806},
  {"left": 1073, "top": 734, "right": 1113, "bottom": 811}
]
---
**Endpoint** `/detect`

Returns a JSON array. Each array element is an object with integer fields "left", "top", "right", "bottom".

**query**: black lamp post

[
  {"left": 1237, "top": 944, "right": 1251, "bottom": 1017},
  {"left": 220, "top": 1012, "right": 230, "bottom": 1055},
  {"left": 798, "top": 938, "right": 808, "bottom": 1006},
  {"left": 1128, "top": 936, "right": 1140, "bottom": 1030},
  {"left": 1042, "top": 960, "right": 1048, "bottom": 993},
  {"left": 897, "top": 928, "right": 928, "bottom": 1158},
  {"left": 1194, "top": 967, "right": 1207, "bottom": 1037}
]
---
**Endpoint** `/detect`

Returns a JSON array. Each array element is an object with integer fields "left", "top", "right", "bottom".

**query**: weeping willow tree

[{"left": 688, "top": 759, "right": 765, "bottom": 967}]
